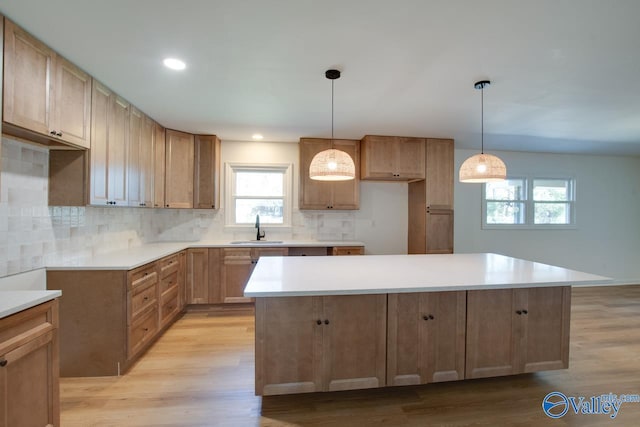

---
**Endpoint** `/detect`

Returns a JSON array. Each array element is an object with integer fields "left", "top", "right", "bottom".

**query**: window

[
  {"left": 225, "top": 163, "right": 292, "bottom": 227},
  {"left": 483, "top": 177, "right": 575, "bottom": 228}
]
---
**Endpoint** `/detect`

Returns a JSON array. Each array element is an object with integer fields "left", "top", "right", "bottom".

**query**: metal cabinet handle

[
  {"left": 516, "top": 310, "right": 522, "bottom": 315},
  {"left": 0, "top": 359, "right": 7, "bottom": 367},
  {"left": 316, "top": 319, "right": 322, "bottom": 325},
  {"left": 324, "top": 319, "right": 330, "bottom": 325}
]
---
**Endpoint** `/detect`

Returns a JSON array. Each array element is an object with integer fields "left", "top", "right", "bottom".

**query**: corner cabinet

[
  {"left": 360, "top": 135, "right": 425, "bottom": 180},
  {"left": 221, "top": 247, "right": 288, "bottom": 303},
  {"left": 255, "top": 294, "right": 386, "bottom": 396},
  {"left": 165, "top": 130, "right": 194, "bottom": 208},
  {"left": 0, "top": 300, "right": 60, "bottom": 427},
  {"left": 299, "top": 138, "right": 360, "bottom": 210},
  {"left": 3, "top": 18, "right": 91, "bottom": 149}
]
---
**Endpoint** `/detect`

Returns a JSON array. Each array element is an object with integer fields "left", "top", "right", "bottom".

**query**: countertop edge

[{"left": 0, "top": 290, "right": 62, "bottom": 320}]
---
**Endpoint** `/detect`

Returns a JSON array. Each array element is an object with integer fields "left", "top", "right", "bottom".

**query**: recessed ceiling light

[
  {"left": 252, "top": 134, "right": 264, "bottom": 140},
  {"left": 163, "top": 58, "right": 186, "bottom": 70}
]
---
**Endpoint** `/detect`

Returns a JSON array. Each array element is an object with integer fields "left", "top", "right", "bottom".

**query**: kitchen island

[{"left": 244, "top": 253, "right": 610, "bottom": 396}]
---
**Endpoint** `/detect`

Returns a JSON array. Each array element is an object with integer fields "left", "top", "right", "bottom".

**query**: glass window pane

[
  {"left": 533, "top": 179, "right": 570, "bottom": 201},
  {"left": 235, "top": 199, "right": 284, "bottom": 224},
  {"left": 485, "top": 179, "right": 526, "bottom": 201},
  {"left": 486, "top": 201, "right": 525, "bottom": 224},
  {"left": 235, "top": 171, "right": 283, "bottom": 197},
  {"left": 535, "top": 202, "right": 570, "bottom": 224}
]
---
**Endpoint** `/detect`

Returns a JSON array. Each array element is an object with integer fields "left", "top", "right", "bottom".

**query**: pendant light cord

[
  {"left": 481, "top": 85, "right": 484, "bottom": 155},
  {"left": 331, "top": 79, "right": 335, "bottom": 143}
]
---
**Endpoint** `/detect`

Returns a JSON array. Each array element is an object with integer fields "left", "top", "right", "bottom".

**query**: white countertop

[
  {"left": 45, "top": 240, "right": 365, "bottom": 270},
  {"left": 244, "top": 253, "right": 612, "bottom": 296},
  {"left": 0, "top": 290, "right": 62, "bottom": 319}
]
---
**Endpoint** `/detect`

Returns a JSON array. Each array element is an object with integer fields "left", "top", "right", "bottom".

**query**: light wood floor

[{"left": 60, "top": 286, "right": 640, "bottom": 426}]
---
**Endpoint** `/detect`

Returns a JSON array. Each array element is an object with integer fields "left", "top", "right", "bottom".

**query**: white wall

[{"left": 454, "top": 148, "right": 640, "bottom": 282}]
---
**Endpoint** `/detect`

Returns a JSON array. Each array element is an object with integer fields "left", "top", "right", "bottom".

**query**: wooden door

[
  {"left": 425, "top": 139, "right": 454, "bottom": 208},
  {"left": 3, "top": 19, "right": 53, "bottom": 136},
  {"left": 140, "top": 115, "right": 155, "bottom": 207},
  {"left": 322, "top": 294, "right": 386, "bottom": 391},
  {"left": 52, "top": 55, "right": 92, "bottom": 148},
  {"left": 108, "top": 95, "right": 130, "bottom": 205},
  {"left": 89, "top": 81, "right": 111, "bottom": 205},
  {"left": 127, "top": 106, "right": 142, "bottom": 207},
  {"left": 255, "top": 297, "right": 323, "bottom": 395},
  {"left": 517, "top": 286, "right": 571, "bottom": 373},
  {"left": 221, "top": 248, "right": 253, "bottom": 303},
  {"left": 387, "top": 292, "right": 465, "bottom": 386},
  {"left": 395, "top": 137, "right": 425, "bottom": 179},
  {"left": 186, "top": 248, "right": 209, "bottom": 304},
  {"left": 193, "top": 135, "right": 221, "bottom": 209},
  {"left": 330, "top": 139, "right": 360, "bottom": 209},
  {"left": 165, "top": 130, "right": 194, "bottom": 208},
  {"left": 299, "top": 138, "right": 332, "bottom": 209},
  {"left": 466, "top": 289, "right": 518, "bottom": 379},
  {"left": 425, "top": 208, "right": 453, "bottom": 254},
  {"left": 153, "top": 123, "right": 166, "bottom": 208},
  {"left": 360, "top": 135, "right": 396, "bottom": 179}
]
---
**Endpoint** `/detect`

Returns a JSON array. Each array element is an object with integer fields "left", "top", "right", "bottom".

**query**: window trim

[
  {"left": 224, "top": 162, "right": 293, "bottom": 228},
  {"left": 482, "top": 176, "right": 577, "bottom": 230}
]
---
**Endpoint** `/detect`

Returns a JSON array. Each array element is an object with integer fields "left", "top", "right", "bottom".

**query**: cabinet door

[
  {"left": 425, "top": 139, "right": 454, "bottom": 208},
  {"left": 153, "top": 123, "right": 166, "bottom": 208},
  {"left": 517, "top": 286, "right": 570, "bottom": 373},
  {"left": 186, "top": 248, "right": 209, "bottom": 304},
  {"left": 3, "top": 19, "right": 53, "bottom": 136},
  {"left": 299, "top": 138, "right": 332, "bottom": 209},
  {"left": 387, "top": 292, "right": 465, "bottom": 386},
  {"left": 395, "top": 137, "right": 425, "bottom": 179},
  {"left": 0, "top": 300, "right": 59, "bottom": 427},
  {"left": 89, "top": 81, "right": 111, "bottom": 205},
  {"left": 127, "top": 107, "right": 142, "bottom": 207},
  {"left": 108, "top": 96, "right": 130, "bottom": 205},
  {"left": 221, "top": 248, "right": 253, "bottom": 303},
  {"left": 466, "top": 289, "right": 518, "bottom": 379},
  {"left": 360, "top": 135, "right": 396, "bottom": 179},
  {"left": 425, "top": 208, "right": 453, "bottom": 254},
  {"left": 322, "top": 294, "right": 386, "bottom": 391},
  {"left": 207, "top": 248, "right": 222, "bottom": 304},
  {"left": 52, "top": 55, "right": 92, "bottom": 148},
  {"left": 165, "top": 130, "right": 194, "bottom": 208},
  {"left": 330, "top": 139, "right": 360, "bottom": 209},
  {"left": 194, "top": 135, "right": 220, "bottom": 209},
  {"left": 140, "top": 115, "right": 155, "bottom": 207},
  {"left": 255, "top": 297, "right": 323, "bottom": 395}
]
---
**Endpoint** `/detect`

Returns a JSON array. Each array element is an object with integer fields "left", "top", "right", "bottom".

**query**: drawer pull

[
  {"left": 143, "top": 328, "right": 149, "bottom": 332},
  {"left": 0, "top": 359, "right": 7, "bottom": 367},
  {"left": 144, "top": 296, "right": 149, "bottom": 301}
]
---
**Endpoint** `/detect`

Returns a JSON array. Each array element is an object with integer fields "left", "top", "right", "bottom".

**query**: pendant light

[
  {"left": 459, "top": 80, "right": 507, "bottom": 183},
  {"left": 309, "top": 69, "right": 356, "bottom": 181}
]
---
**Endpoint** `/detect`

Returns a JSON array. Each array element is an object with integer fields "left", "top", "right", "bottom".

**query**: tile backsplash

[{"left": 0, "top": 137, "right": 355, "bottom": 278}]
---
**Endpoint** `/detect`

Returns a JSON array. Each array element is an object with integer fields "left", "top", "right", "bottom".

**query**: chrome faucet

[{"left": 255, "top": 214, "right": 265, "bottom": 241}]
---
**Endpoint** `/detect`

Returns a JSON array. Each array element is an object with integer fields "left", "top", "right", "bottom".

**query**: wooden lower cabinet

[
  {"left": 46, "top": 252, "right": 186, "bottom": 376},
  {"left": 465, "top": 286, "right": 570, "bottom": 379},
  {"left": 0, "top": 300, "right": 59, "bottom": 427},
  {"left": 387, "top": 291, "right": 466, "bottom": 386},
  {"left": 255, "top": 294, "right": 386, "bottom": 396},
  {"left": 332, "top": 246, "right": 364, "bottom": 256}
]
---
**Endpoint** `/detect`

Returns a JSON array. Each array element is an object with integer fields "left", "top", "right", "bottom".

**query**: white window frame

[
  {"left": 224, "top": 162, "right": 293, "bottom": 228},
  {"left": 482, "top": 176, "right": 576, "bottom": 229}
]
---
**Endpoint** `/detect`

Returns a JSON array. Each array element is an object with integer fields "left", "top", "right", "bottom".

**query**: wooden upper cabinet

[
  {"left": 109, "top": 96, "right": 130, "bottom": 206},
  {"left": 140, "top": 115, "right": 155, "bottom": 207},
  {"left": 127, "top": 109, "right": 154, "bottom": 207},
  {"left": 193, "top": 135, "right": 221, "bottom": 209},
  {"left": 165, "top": 130, "right": 194, "bottom": 208},
  {"left": 153, "top": 123, "right": 166, "bottom": 208},
  {"left": 127, "top": 107, "right": 142, "bottom": 207},
  {"left": 425, "top": 138, "right": 454, "bottom": 208},
  {"left": 89, "top": 81, "right": 112, "bottom": 206},
  {"left": 3, "top": 19, "right": 91, "bottom": 149},
  {"left": 360, "top": 135, "right": 425, "bottom": 180},
  {"left": 299, "top": 138, "right": 360, "bottom": 210}
]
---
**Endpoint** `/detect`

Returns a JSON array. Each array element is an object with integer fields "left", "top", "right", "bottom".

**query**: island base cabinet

[
  {"left": 0, "top": 300, "right": 59, "bottom": 427},
  {"left": 255, "top": 294, "right": 386, "bottom": 396},
  {"left": 387, "top": 291, "right": 466, "bottom": 386},
  {"left": 465, "top": 286, "right": 570, "bottom": 379}
]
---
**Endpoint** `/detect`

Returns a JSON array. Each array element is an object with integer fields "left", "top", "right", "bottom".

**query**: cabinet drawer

[
  {"left": 128, "top": 305, "right": 158, "bottom": 358},
  {"left": 159, "top": 254, "right": 180, "bottom": 278},
  {"left": 0, "top": 300, "right": 57, "bottom": 356},
  {"left": 130, "top": 282, "right": 157, "bottom": 322},
  {"left": 160, "top": 270, "right": 179, "bottom": 296},
  {"left": 332, "top": 246, "right": 364, "bottom": 256},
  {"left": 129, "top": 263, "right": 158, "bottom": 290},
  {"left": 160, "top": 287, "right": 180, "bottom": 326},
  {"left": 288, "top": 247, "right": 329, "bottom": 256}
]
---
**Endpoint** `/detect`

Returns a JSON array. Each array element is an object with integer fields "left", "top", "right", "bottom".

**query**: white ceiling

[{"left": 2, "top": 0, "right": 640, "bottom": 155}]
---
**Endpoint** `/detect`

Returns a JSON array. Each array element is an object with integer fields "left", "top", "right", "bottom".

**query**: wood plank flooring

[{"left": 60, "top": 286, "right": 640, "bottom": 426}]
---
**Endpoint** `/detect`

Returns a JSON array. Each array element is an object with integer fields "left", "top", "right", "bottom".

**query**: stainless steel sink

[{"left": 230, "top": 240, "right": 284, "bottom": 244}]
